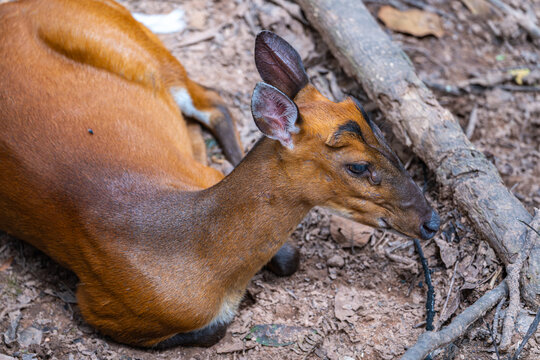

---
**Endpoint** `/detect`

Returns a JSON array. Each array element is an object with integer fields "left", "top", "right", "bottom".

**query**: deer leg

[
  {"left": 153, "top": 321, "right": 229, "bottom": 349},
  {"left": 186, "top": 121, "right": 208, "bottom": 166},
  {"left": 170, "top": 80, "right": 244, "bottom": 166},
  {"left": 266, "top": 242, "right": 300, "bottom": 277}
]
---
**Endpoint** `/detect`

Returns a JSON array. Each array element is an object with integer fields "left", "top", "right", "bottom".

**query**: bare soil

[{"left": 1, "top": 0, "right": 539, "bottom": 359}]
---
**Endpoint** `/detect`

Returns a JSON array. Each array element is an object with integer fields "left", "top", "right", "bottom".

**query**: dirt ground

[{"left": 1, "top": 0, "right": 539, "bottom": 359}]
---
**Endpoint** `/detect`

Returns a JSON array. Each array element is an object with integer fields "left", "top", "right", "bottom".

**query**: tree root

[
  {"left": 501, "top": 210, "right": 540, "bottom": 351},
  {"left": 400, "top": 281, "right": 508, "bottom": 360}
]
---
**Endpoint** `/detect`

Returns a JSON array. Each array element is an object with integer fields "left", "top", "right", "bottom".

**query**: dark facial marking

[
  {"left": 349, "top": 97, "right": 406, "bottom": 172},
  {"left": 334, "top": 120, "right": 366, "bottom": 143}
]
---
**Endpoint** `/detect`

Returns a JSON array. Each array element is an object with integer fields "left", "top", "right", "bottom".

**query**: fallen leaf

[
  {"left": 330, "top": 215, "right": 372, "bottom": 248},
  {"left": 378, "top": 6, "right": 444, "bottom": 38},
  {"left": 460, "top": 0, "right": 492, "bottom": 16},
  {"left": 509, "top": 68, "right": 530, "bottom": 85},
  {"left": 434, "top": 238, "right": 458, "bottom": 268},
  {"left": 245, "top": 324, "right": 314, "bottom": 347},
  {"left": 439, "top": 291, "right": 461, "bottom": 325},
  {"left": 0, "top": 256, "right": 14, "bottom": 272},
  {"left": 216, "top": 333, "right": 254, "bottom": 354}
]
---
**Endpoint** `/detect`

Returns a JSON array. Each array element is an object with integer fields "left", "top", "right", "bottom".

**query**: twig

[
  {"left": 401, "top": 0, "right": 454, "bottom": 19},
  {"left": 402, "top": 45, "right": 447, "bottom": 69},
  {"left": 268, "top": 0, "right": 308, "bottom": 24},
  {"left": 511, "top": 307, "right": 540, "bottom": 360},
  {"left": 499, "top": 84, "right": 540, "bottom": 92},
  {"left": 413, "top": 238, "right": 435, "bottom": 360},
  {"left": 483, "top": 318, "right": 501, "bottom": 360},
  {"left": 436, "top": 261, "right": 459, "bottom": 331},
  {"left": 414, "top": 238, "right": 435, "bottom": 331},
  {"left": 177, "top": 24, "right": 229, "bottom": 47},
  {"left": 465, "top": 105, "right": 478, "bottom": 139},
  {"left": 400, "top": 280, "right": 508, "bottom": 360},
  {"left": 0, "top": 303, "right": 31, "bottom": 322},
  {"left": 488, "top": 0, "right": 540, "bottom": 41}
]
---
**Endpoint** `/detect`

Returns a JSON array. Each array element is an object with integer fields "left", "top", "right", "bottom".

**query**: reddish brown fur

[{"left": 0, "top": 0, "right": 435, "bottom": 347}]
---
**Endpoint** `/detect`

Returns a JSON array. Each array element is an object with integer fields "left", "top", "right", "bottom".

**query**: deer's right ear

[
  {"left": 251, "top": 82, "right": 299, "bottom": 149},
  {"left": 255, "top": 31, "right": 308, "bottom": 99}
]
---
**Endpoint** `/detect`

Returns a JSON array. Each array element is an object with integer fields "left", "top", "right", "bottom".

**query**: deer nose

[{"left": 419, "top": 210, "right": 440, "bottom": 240}]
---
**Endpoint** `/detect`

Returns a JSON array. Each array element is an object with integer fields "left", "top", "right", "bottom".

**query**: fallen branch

[
  {"left": 296, "top": 0, "right": 539, "bottom": 309},
  {"left": 400, "top": 280, "right": 508, "bottom": 360}
]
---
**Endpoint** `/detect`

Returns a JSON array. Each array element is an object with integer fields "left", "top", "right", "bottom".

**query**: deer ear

[
  {"left": 255, "top": 31, "right": 308, "bottom": 99},
  {"left": 251, "top": 82, "right": 299, "bottom": 149}
]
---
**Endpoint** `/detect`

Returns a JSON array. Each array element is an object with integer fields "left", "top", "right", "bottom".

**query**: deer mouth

[{"left": 377, "top": 218, "right": 413, "bottom": 239}]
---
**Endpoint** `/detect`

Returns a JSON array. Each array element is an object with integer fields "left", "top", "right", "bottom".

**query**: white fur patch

[
  {"left": 132, "top": 8, "right": 186, "bottom": 34},
  {"left": 208, "top": 297, "right": 238, "bottom": 327},
  {"left": 170, "top": 87, "right": 211, "bottom": 125}
]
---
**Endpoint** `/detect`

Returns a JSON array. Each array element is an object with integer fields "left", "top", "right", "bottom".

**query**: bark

[{"left": 296, "top": 0, "right": 538, "bottom": 306}]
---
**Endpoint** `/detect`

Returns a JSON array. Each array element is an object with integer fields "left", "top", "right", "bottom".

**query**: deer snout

[{"left": 419, "top": 210, "right": 440, "bottom": 240}]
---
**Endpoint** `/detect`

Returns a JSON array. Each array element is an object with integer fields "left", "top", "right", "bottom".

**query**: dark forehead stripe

[
  {"left": 335, "top": 120, "right": 366, "bottom": 142},
  {"left": 338, "top": 110, "right": 404, "bottom": 171}
]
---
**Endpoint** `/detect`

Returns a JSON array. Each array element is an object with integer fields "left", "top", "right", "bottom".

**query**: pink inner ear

[{"left": 251, "top": 82, "right": 298, "bottom": 147}]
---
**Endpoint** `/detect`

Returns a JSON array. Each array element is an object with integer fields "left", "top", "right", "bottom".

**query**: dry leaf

[
  {"left": 439, "top": 291, "right": 461, "bottom": 325},
  {"left": 460, "top": 0, "right": 492, "bottom": 16},
  {"left": 509, "top": 68, "right": 530, "bottom": 85},
  {"left": 0, "top": 256, "right": 14, "bottom": 272},
  {"left": 329, "top": 215, "right": 372, "bottom": 248},
  {"left": 434, "top": 238, "right": 458, "bottom": 268},
  {"left": 378, "top": 6, "right": 444, "bottom": 38},
  {"left": 216, "top": 333, "right": 254, "bottom": 354}
]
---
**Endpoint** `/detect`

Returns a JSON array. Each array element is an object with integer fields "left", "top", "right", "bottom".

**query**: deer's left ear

[
  {"left": 255, "top": 31, "right": 308, "bottom": 99},
  {"left": 251, "top": 82, "right": 299, "bottom": 149}
]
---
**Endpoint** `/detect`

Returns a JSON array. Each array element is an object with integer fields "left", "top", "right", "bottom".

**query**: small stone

[
  {"left": 17, "top": 327, "right": 42, "bottom": 348},
  {"left": 327, "top": 255, "right": 345, "bottom": 268},
  {"left": 330, "top": 215, "right": 372, "bottom": 248}
]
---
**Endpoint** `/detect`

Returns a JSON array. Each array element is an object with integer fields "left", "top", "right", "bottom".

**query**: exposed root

[
  {"left": 500, "top": 212, "right": 540, "bottom": 351},
  {"left": 400, "top": 280, "right": 508, "bottom": 360}
]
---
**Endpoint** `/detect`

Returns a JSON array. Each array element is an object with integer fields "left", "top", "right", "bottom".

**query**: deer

[{"left": 0, "top": 0, "right": 440, "bottom": 349}]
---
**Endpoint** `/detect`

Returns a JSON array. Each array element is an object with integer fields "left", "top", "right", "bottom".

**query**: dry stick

[
  {"left": 483, "top": 318, "right": 501, "bottom": 360},
  {"left": 413, "top": 238, "right": 435, "bottom": 360},
  {"left": 436, "top": 261, "right": 459, "bottom": 331},
  {"left": 0, "top": 303, "right": 31, "bottom": 322},
  {"left": 511, "top": 307, "right": 540, "bottom": 360},
  {"left": 296, "top": 0, "right": 538, "bottom": 307},
  {"left": 414, "top": 239, "right": 435, "bottom": 331},
  {"left": 488, "top": 0, "right": 540, "bottom": 41},
  {"left": 400, "top": 280, "right": 508, "bottom": 360},
  {"left": 465, "top": 105, "right": 478, "bottom": 139}
]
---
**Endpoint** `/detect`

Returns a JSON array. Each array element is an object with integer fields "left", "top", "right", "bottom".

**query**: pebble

[{"left": 327, "top": 255, "right": 345, "bottom": 268}]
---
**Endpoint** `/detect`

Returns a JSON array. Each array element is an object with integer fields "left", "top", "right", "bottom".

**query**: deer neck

[{"left": 190, "top": 137, "right": 311, "bottom": 280}]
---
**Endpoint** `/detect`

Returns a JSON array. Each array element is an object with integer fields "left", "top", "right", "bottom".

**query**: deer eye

[{"left": 346, "top": 163, "right": 369, "bottom": 176}]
